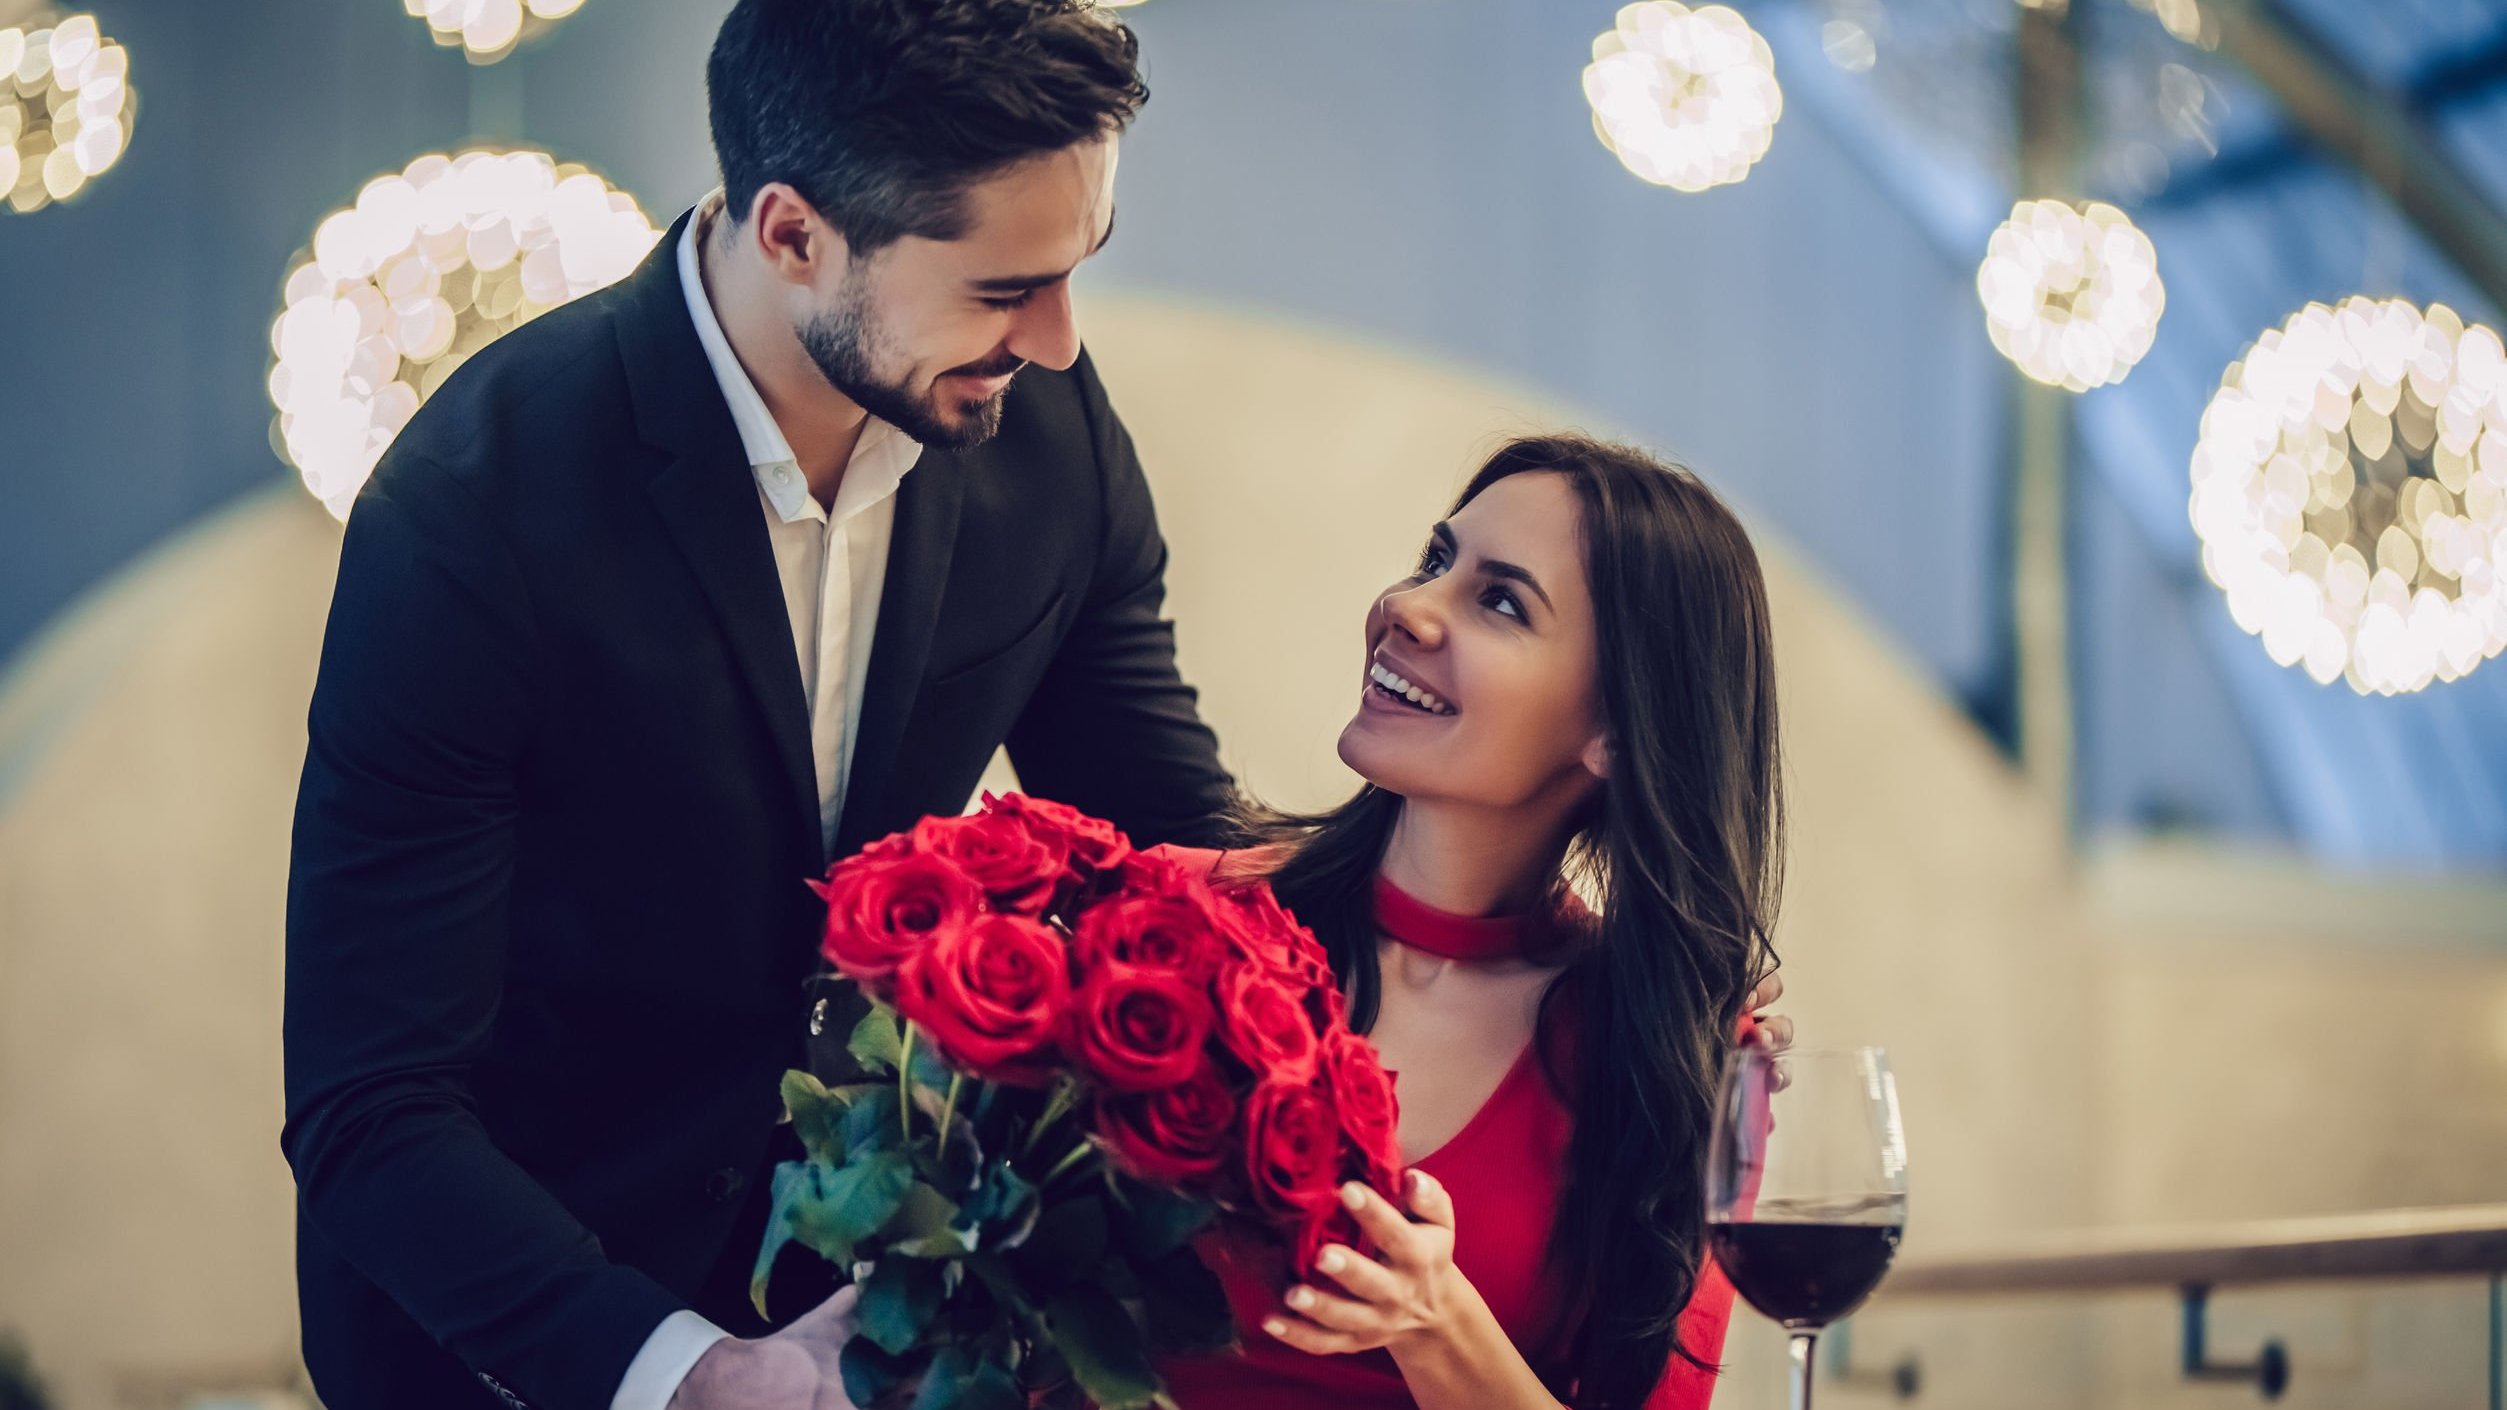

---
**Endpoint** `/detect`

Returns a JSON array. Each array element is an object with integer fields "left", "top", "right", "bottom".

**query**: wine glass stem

[{"left": 1788, "top": 1331, "right": 1818, "bottom": 1410}]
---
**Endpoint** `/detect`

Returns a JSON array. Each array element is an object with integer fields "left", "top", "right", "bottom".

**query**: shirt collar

[{"left": 677, "top": 193, "right": 923, "bottom": 526}]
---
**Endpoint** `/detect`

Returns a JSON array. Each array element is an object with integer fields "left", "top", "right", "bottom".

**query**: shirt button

[
  {"left": 772, "top": 466, "right": 793, "bottom": 483},
  {"left": 705, "top": 1167, "right": 746, "bottom": 1204}
]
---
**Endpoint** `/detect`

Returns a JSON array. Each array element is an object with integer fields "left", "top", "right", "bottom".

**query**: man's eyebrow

[
  {"left": 969, "top": 209, "right": 1117, "bottom": 294},
  {"left": 1435, "top": 521, "right": 1555, "bottom": 612}
]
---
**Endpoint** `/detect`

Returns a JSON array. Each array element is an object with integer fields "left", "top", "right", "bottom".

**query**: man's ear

[
  {"left": 1581, "top": 734, "right": 1611, "bottom": 781},
  {"left": 749, "top": 183, "right": 848, "bottom": 280}
]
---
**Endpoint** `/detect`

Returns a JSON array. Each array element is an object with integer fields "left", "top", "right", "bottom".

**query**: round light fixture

[
  {"left": 405, "top": 0, "right": 587, "bottom": 64},
  {"left": 1977, "top": 198, "right": 2165, "bottom": 393},
  {"left": 1584, "top": 2, "right": 1782, "bottom": 193},
  {"left": 268, "top": 148, "right": 661, "bottom": 517},
  {"left": 2192, "top": 298, "right": 2507, "bottom": 694},
  {"left": 0, "top": 9, "right": 135, "bottom": 214}
]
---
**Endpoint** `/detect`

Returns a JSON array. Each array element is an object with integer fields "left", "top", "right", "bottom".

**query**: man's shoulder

[{"left": 364, "top": 282, "right": 649, "bottom": 509}]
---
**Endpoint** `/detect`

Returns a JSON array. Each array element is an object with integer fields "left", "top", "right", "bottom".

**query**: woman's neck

[{"left": 1377, "top": 798, "right": 1572, "bottom": 920}]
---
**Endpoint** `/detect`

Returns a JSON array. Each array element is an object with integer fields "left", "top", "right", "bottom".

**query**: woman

[{"left": 1157, "top": 433, "right": 1788, "bottom": 1409}]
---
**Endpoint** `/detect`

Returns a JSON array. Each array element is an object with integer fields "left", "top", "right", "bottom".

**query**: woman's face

[{"left": 1337, "top": 471, "right": 1608, "bottom": 813}]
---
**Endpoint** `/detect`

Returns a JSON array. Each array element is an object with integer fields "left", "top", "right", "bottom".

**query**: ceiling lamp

[
  {"left": 269, "top": 148, "right": 661, "bottom": 518},
  {"left": 0, "top": 10, "right": 135, "bottom": 214},
  {"left": 1584, "top": 2, "right": 1782, "bottom": 193},
  {"left": 406, "top": 0, "right": 587, "bottom": 64},
  {"left": 2192, "top": 298, "right": 2507, "bottom": 694},
  {"left": 1977, "top": 198, "right": 2165, "bottom": 392}
]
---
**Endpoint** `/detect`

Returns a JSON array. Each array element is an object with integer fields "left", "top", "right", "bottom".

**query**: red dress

[{"left": 1151, "top": 848, "right": 1737, "bottom": 1409}]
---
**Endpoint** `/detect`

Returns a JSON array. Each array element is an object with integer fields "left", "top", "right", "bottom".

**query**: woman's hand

[
  {"left": 1744, "top": 968, "right": 1793, "bottom": 1051},
  {"left": 1263, "top": 1170, "right": 1476, "bottom": 1358}
]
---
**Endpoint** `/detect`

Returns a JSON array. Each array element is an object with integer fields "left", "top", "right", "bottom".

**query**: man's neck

[{"left": 697, "top": 212, "right": 869, "bottom": 506}]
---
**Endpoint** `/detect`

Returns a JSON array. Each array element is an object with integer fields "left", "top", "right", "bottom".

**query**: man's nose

[{"left": 1006, "top": 282, "right": 1081, "bottom": 372}]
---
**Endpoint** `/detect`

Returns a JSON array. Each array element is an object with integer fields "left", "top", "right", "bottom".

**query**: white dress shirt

[{"left": 608, "top": 195, "right": 921, "bottom": 1410}]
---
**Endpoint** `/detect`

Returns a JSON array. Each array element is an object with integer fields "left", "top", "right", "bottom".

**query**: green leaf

[
  {"left": 907, "top": 1030, "right": 957, "bottom": 1094},
  {"left": 782, "top": 1070, "right": 849, "bottom": 1167},
  {"left": 1137, "top": 1246, "right": 1236, "bottom": 1356},
  {"left": 884, "top": 1181, "right": 971, "bottom": 1259},
  {"left": 1043, "top": 1284, "right": 1162, "bottom": 1410},
  {"left": 846, "top": 1086, "right": 904, "bottom": 1156},
  {"left": 850, "top": 1004, "right": 904, "bottom": 1077},
  {"left": 820, "top": 1150, "right": 917, "bottom": 1252},
  {"left": 955, "top": 1160, "right": 1040, "bottom": 1253},
  {"left": 748, "top": 1160, "right": 812, "bottom": 1319},
  {"left": 856, "top": 1256, "right": 946, "bottom": 1355},
  {"left": 913, "top": 1343, "right": 1024, "bottom": 1410},
  {"left": 839, "top": 1335, "right": 915, "bottom": 1409},
  {"left": 1112, "top": 1182, "right": 1214, "bottom": 1262}
]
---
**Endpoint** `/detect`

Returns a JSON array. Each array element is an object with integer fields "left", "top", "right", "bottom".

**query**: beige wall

[{"left": 1, "top": 294, "right": 2501, "bottom": 1408}]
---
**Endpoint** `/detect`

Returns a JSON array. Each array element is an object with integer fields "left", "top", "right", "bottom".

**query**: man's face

[{"left": 799, "top": 135, "right": 1119, "bottom": 449}]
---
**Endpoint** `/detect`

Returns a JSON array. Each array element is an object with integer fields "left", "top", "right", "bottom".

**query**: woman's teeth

[{"left": 1369, "top": 662, "right": 1454, "bottom": 715}]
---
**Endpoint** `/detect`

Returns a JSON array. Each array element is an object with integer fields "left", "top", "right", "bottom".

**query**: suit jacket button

[{"left": 705, "top": 1167, "right": 746, "bottom": 1203}]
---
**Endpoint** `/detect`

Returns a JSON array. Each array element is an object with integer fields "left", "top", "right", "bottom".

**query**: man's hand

[{"left": 667, "top": 1285, "right": 861, "bottom": 1410}]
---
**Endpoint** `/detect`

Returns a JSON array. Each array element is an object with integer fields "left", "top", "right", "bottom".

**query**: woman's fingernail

[
  {"left": 1342, "top": 1183, "right": 1366, "bottom": 1210},
  {"left": 1288, "top": 1286, "right": 1315, "bottom": 1309},
  {"left": 1318, "top": 1248, "right": 1344, "bottom": 1273},
  {"left": 1263, "top": 1318, "right": 1288, "bottom": 1337}
]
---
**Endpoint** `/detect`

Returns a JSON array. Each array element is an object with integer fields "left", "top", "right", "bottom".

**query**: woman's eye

[
  {"left": 1414, "top": 546, "right": 1450, "bottom": 579},
  {"left": 1485, "top": 588, "right": 1524, "bottom": 620}
]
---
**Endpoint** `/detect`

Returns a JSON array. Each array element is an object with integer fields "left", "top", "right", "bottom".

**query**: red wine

[{"left": 1709, "top": 1220, "right": 1902, "bottom": 1329}]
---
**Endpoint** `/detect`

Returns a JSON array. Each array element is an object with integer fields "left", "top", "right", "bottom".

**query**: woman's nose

[{"left": 1379, "top": 582, "right": 1446, "bottom": 648}]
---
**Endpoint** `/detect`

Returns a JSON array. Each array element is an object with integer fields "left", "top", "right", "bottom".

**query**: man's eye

[{"left": 982, "top": 291, "right": 1035, "bottom": 311}]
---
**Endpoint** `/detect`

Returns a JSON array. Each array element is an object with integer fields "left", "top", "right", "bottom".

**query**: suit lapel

[
  {"left": 835, "top": 450, "right": 965, "bottom": 857},
  {"left": 647, "top": 454, "right": 822, "bottom": 860},
  {"left": 615, "top": 210, "right": 821, "bottom": 866}
]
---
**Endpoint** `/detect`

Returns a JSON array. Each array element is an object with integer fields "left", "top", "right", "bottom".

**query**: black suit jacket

[{"left": 281, "top": 212, "right": 1235, "bottom": 1410}]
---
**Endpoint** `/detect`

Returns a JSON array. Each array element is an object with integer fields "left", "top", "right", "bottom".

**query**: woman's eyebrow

[{"left": 1435, "top": 521, "right": 1553, "bottom": 612}]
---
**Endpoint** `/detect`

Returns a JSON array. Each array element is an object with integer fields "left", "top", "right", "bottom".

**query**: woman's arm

[{"left": 1259, "top": 1173, "right": 1565, "bottom": 1410}]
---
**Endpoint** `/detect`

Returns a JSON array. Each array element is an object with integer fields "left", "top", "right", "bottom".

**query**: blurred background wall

[{"left": 4, "top": 0, "right": 2506, "bottom": 1407}]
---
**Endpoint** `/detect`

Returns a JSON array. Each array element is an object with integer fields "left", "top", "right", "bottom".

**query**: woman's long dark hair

[{"left": 1235, "top": 434, "right": 1785, "bottom": 1408}]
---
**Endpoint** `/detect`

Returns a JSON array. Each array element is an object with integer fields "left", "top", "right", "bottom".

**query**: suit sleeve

[
  {"left": 282, "top": 458, "right": 685, "bottom": 1410},
  {"left": 1004, "top": 349, "right": 1238, "bottom": 847}
]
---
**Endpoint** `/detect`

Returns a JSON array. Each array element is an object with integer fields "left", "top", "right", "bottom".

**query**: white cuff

[{"left": 611, "top": 1309, "right": 732, "bottom": 1410}]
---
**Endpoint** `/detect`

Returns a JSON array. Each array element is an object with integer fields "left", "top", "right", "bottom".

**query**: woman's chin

[{"left": 1336, "top": 714, "right": 1420, "bottom": 795}]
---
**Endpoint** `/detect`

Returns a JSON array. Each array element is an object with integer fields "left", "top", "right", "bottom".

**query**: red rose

[
  {"left": 892, "top": 913, "right": 1071, "bottom": 1082},
  {"left": 1242, "top": 1078, "right": 1342, "bottom": 1219},
  {"left": 984, "top": 792, "right": 1132, "bottom": 877},
  {"left": 1071, "top": 893, "right": 1227, "bottom": 986},
  {"left": 1213, "top": 882, "right": 1337, "bottom": 995},
  {"left": 1212, "top": 960, "right": 1320, "bottom": 1084},
  {"left": 1067, "top": 966, "right": 1215, "bottom": 1093},
  {"left": 1092, "top": 1064, "right": 1239, "bottom": 1186},
  {"left": 908, "top": 812, "right": 1065, "bottom": 916},
  {"left": 814, "top": 852, "right": 986, "bottom": 987},
  {"left": 1321, "top": 1028, "right": 1402, "bottom": 1193}
]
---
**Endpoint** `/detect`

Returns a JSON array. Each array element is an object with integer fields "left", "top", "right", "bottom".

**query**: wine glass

[{"left": 1706, "top": 1045, "right": 1908, "bottom": 1410}]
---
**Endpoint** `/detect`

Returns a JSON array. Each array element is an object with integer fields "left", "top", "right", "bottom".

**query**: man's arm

[
  {"left": 283, "top": 459, "right": 685, "bottom": 1410},
  {"left": 1003, "top": 349, "right": 1236, "bottom": 847}
]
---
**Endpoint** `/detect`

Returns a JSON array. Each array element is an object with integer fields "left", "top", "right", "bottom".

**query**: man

[{"left": 280, "top": 3, "right": 1232, "bottom": 1407}]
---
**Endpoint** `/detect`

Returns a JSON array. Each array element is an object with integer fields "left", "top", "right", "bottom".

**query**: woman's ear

[{"left": 1581, "top": 734, "right": 1611, "bottom": 780}]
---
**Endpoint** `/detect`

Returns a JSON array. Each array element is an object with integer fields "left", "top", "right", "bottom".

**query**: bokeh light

[
  {"left": 2192, "top": 298, "right": 2507, "bottom": 695},
  {"left": 1977, "top": 198, "right": 2165, "bottom": 393},
  {"left": 0, "top": 10, "right": 136, "bottom": 215},
  {"left": 1584, "top": 2, "right": 1783, "bottom": 193},
  {"left": 268, "top": 149, "right": 661, "bottom": 517},
  {"left": 405, "top": 0, "right": 587, "bottom": 64}
]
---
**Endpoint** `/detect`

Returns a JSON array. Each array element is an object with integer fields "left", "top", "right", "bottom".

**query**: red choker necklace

[{"left": 1371, "top": 874, "right": 1531, "bottom": 962}]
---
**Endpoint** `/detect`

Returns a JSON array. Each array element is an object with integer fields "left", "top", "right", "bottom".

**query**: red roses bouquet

[{"left": 753, "top": 793, "right": 1403, "bottom": 1410}]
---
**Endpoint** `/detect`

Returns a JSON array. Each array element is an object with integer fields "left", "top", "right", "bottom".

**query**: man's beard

[{"left": 797, "top": 290, "right": 1020, "bottom": 450}]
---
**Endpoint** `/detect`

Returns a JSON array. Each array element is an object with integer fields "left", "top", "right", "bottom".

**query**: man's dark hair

[{"left": 706, "top": 0, "right": 1147, "bottom": 255}]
